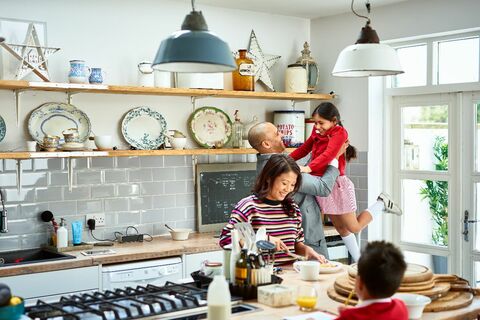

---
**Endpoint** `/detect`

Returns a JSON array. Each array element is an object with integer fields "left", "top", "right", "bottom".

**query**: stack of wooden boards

[{"left": 327, "top": 263, "right": 478, "bottom": 312}]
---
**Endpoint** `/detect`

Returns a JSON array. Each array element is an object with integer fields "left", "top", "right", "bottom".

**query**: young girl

[{"left": 290, "top": 102, "right": 402, "bottom": 262}]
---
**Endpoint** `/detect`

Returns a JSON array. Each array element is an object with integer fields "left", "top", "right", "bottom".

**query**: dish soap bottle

[
  {"left": 231, "top": 110, "right": 243, "bottom": 148},
  {"left": 207, "top": 275, "right": 231, "bottom": 320},
  {"left": 56, "top": 218, "right": 68, "bottom": 249},
  {"left": 232, "top": 49, "right": 255, "bottom": 91}
]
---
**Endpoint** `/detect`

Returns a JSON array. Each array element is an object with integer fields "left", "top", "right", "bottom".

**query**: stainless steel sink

[{"left": 0, "top": 248, "right": 75, "bottom": 267}]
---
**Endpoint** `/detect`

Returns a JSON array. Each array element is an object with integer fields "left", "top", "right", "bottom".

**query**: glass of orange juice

[{"left": 296, "top": 285, "right": 317, "bottom": 311}]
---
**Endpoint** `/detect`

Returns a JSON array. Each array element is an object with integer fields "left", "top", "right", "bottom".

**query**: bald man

[{"left": 248, "top": 122, "right": 343, "bottom": 257}]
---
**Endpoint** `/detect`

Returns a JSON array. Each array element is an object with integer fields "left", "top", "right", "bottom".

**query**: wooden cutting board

[
  {"left": 348, "top": 263, "right": 433, "bottom": 283},
  {"left": 346, "top": 276, "right": 436, "bottom": 291},
  {"left": 424, "top": 292, "right": 473, "bottom": 312},
  {"left": 335, "top": 275, "right": 450, "bottom": 299}
]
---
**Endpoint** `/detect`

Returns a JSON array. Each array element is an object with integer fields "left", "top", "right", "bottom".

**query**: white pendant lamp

[{"left": 332, "top": 0, "right": 404, "bottom": 77}]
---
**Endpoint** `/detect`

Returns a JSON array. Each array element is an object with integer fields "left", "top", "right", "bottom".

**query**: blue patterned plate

[
  {"left": 121, "top": 107, "right": 167, "bottom": 150},
  {"left": 28, "top": 102, "right": 91, "bottom": 144},
  {"left": 0, "top": 115, "right": 5, "bottom": 142}
]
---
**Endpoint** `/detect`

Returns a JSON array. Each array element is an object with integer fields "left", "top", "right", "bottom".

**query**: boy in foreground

[{"left": 336, "top": 241, "right": 408, "bottom": 320}]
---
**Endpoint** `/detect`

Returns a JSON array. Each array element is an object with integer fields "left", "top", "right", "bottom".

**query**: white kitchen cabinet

[
  {"left": 0, "top": 265, "right": 100, "bottom": 305},
  {"left": 184, "top": 250, "right": 224, "bottom": 278}
]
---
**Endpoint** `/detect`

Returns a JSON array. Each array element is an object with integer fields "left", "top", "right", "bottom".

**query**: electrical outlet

[{"left": 85, "top": 213, "right": 105, "bottom": 227}]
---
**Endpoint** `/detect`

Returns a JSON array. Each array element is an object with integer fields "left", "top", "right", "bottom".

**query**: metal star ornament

[
  {"left": 0, "top": 23, "right": 59, "bottom": 82},
  {"left": 247, "top": 30, "right": 281, "bottom": 92}
]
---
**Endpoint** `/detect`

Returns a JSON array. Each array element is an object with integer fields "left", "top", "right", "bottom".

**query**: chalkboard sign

[{"left": 196, "top": 163, "right": 257, "bottom": 232}]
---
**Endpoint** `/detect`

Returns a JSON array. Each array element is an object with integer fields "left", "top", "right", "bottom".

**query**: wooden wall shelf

[
  {"left": 0, "top": 80, "right": 333, "bottom": 101},
  {"left": 0, "top": 148, "right": 297, "bottom": 160}
]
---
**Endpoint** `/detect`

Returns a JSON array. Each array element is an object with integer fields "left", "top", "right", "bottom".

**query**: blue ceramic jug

[{"left": 89, "top": 68, "right": 104, "bottom": 84}]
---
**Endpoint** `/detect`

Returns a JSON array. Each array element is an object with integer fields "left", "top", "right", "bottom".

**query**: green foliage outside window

[{"left": 419, "top": 136, "right": 448, "bottom": 246}]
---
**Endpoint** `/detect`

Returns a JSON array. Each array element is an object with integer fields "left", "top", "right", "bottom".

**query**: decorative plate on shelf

[
  {"left": 28, "top": 102, "right": 91, "bottom": 144},
  {"left": 121, "top": 107, "right": 167, "bottom": 150},
  {"left": 0, "top": 115, "right": 5, "bottom": 142},
  {"left": 188, "top": 106, "right": 232, "bottom": 148}
]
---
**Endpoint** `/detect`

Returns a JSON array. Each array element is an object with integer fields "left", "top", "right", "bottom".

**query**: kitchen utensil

[
  {"left": 286, "top": 251, "right": 307, "bottom": 261},
  {"left": 164, "top": 224, "right": 175, "bottom": 232},
  {"left": 168, "top": 228, "right": 191, "bottom": 241}
]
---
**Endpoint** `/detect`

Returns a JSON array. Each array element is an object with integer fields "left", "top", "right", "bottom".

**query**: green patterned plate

[
  {"left": 121, "top": 107, "right": 167, "bottom": 150},
  {"left": 188, "top": 107, "right": 232, "bottom": 148}
]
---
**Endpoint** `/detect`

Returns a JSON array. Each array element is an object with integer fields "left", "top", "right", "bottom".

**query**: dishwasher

[{"left": 102, "top": 256, "right": 183, "bottom": 291}]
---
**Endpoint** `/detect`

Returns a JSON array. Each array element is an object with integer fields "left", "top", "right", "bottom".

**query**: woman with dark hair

[{"left": 219, "top": 154, "right": 326, "bottom": 265}]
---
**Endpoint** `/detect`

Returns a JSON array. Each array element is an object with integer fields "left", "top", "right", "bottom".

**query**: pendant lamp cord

[
  {"left": 351, "top": 0, "right": 371, "bottom": 24},
  {"left": 191, "top": 0, "right": 196, "bottom": 12}
]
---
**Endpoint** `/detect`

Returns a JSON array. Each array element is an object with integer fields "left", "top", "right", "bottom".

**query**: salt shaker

[{"left": 137, "top": 62, "right": 154, "bottom": 87}]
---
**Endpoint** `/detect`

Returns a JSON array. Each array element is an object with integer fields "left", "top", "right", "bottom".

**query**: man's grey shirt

[{"left": 256, "top": 153, "right": 339, "bottom": 258}]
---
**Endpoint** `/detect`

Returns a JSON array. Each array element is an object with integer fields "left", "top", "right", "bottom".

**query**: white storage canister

[
  {"left": 305, "top": 118, "right": 315, "bottom": 140},
  {"left": 273, "top": 110, "right": 305, "bottom": 147},
  {"left": 285, "top": 63, "right": 307, "bottom": 93}
]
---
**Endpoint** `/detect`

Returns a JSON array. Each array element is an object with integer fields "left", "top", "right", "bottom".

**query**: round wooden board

[
  {"left": 334, "top": 275, "right": 451, "bottom": 299},
  {"left": 328, "top": 287, "right": 473, "bottom": 313},
  {"left": 348, "top": 263, "right": 433, "bottom": 283},
  {"left": 327, "top": 286, "right": 358, "bottom": 306},
  {"left": 346, "top": 276, "right": 435, "bottom": 291},
  {"left": 424, "top": 292, "right": 473, "bottom": 312}
]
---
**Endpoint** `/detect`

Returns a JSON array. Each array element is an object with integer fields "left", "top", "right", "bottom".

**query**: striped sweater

[{"left": 219, "top": 194, "right": 305, "bottom": 265}]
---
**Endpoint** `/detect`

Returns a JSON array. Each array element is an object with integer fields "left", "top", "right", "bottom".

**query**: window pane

[
  {"left": 404, "top": 251, "right": 448, "bottom": 274},
  {"left": 475, "top": 261, "right": 480, "bottom": 287},
  {"left": 438, "top": 37, "right": 479, "bottom": 84},
  {"left": 476, "top": 183, "right": 480, "bottom": 250},
  {"left": 392, "top": 44, "right": 427, "bottom": 88},
  {"left": 402, "top": 179, "right": 448, "bottom": 247},
  {"left": 402, "top": 105, "right": 448, "bottom": 171},
  {"left": 476, "top": 103, "right": 480, "bottom": 172}
]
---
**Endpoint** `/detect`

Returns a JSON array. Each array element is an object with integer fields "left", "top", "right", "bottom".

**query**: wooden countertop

[
  {"left": 234, "top": 268, "right": 480, "bottom": 320},
  {"left": 0, "top": 232, "right": 220, "bottom": 277}
]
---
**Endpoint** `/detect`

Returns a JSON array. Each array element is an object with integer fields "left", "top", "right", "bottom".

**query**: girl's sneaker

[{"left": 378, "top": 192, "right": 403, "bottom": 215}]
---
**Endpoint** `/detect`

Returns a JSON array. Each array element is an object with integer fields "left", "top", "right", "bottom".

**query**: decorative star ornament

[
  {"left": 247, "top": 30, "right": 281, "bottom": 92},
  {"left": 0, "top": 23, "right": 60, "bottom": 82}
]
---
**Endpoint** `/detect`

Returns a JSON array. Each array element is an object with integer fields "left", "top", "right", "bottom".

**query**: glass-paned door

[
  {"left": 463, "top": 93, "right": 480, "bottom": 284},
  {"left": 393, "top": 94, "right": 458, "bottom": 274}
]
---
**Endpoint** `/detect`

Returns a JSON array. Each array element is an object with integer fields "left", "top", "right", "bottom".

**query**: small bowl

[
  {"left": 169, "top": 228, "right": 191, "bottom": 241},
  {"left": 393, "top": 293, "right": 431, "bottom": 319},
  {"left": 0, "top": 298, "right": 25, "bottom": 320},
  {"left": 94, "top": 135, "right": 113, "bottom": 150},
  {"left": 170, "top": 137, "right": 187, "bottom": 150}
]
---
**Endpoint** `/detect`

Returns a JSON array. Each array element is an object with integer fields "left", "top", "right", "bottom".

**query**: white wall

[
  {"left": 310, "top": 0, "right": 480, "bottom": 151},
  {"left": 0, "top": 0, "right": 311, "bottom": 150}
]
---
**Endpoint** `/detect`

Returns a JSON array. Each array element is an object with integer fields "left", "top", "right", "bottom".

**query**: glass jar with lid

[{"left": 285, "top": 63, "right": 307, "bottom": 93}]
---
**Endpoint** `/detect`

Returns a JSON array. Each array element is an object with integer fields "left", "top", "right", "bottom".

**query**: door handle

[{"left": 463, "top": 210, "right": 480, "bottom": 241}]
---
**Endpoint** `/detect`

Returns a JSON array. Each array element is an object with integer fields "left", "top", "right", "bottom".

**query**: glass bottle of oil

[
  {"left": 235, "top": 248, "right": 248, "bottom": 286},
  {"left": 233, "top": 49, "right": 255, "bottom": 91}
]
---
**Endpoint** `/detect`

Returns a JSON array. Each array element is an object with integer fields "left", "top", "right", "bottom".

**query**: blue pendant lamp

[
  {"left": 152, "top": 0, "right": 236, "bottom": 73},
  {"left": 332, "top": 0, "right": 404, "bottom": 77}
]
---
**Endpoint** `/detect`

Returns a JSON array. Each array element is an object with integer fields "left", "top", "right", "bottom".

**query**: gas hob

[{"left": 24, "top": 281, "right": 259, "bottom": 319}]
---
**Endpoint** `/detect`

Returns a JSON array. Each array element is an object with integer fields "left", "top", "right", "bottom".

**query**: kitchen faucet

[{"left": 0, "top": 189, "right": 7, "bottom": 233}]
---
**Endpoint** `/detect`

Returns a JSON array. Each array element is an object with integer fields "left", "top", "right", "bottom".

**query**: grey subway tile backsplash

[
  {"left": 104, "top": 170, "right": 127, "bottom": 183},
  {"left": 0, "top": 152, "right": 369, "bottom": 251},
  {"left": 152, "top": 168, "right": 176, "bottom": 181}
]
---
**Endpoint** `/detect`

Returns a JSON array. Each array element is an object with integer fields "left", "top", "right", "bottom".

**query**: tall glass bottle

[
  {"left": 233, "top": 49, "right": 255, "bottom": 91},
  {"left": 235, "top": 248, "right": 248, "bottom": 286},
  {"left": 231, "top": 110, "right": 243, "bottom": 148}
]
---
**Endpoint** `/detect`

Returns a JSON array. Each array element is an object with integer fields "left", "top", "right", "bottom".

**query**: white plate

[
  {"left": 188, "top": 106, "right": 232, "bottom": 148},
  {"left": 121, "top": 107, "right": 167, "bottom": 150},
  {"left": 318, "top": 260, "right": 343, "bottom": 274},
  {"left": 28, "top": 102, "right": 91, "bottom": 144}
]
